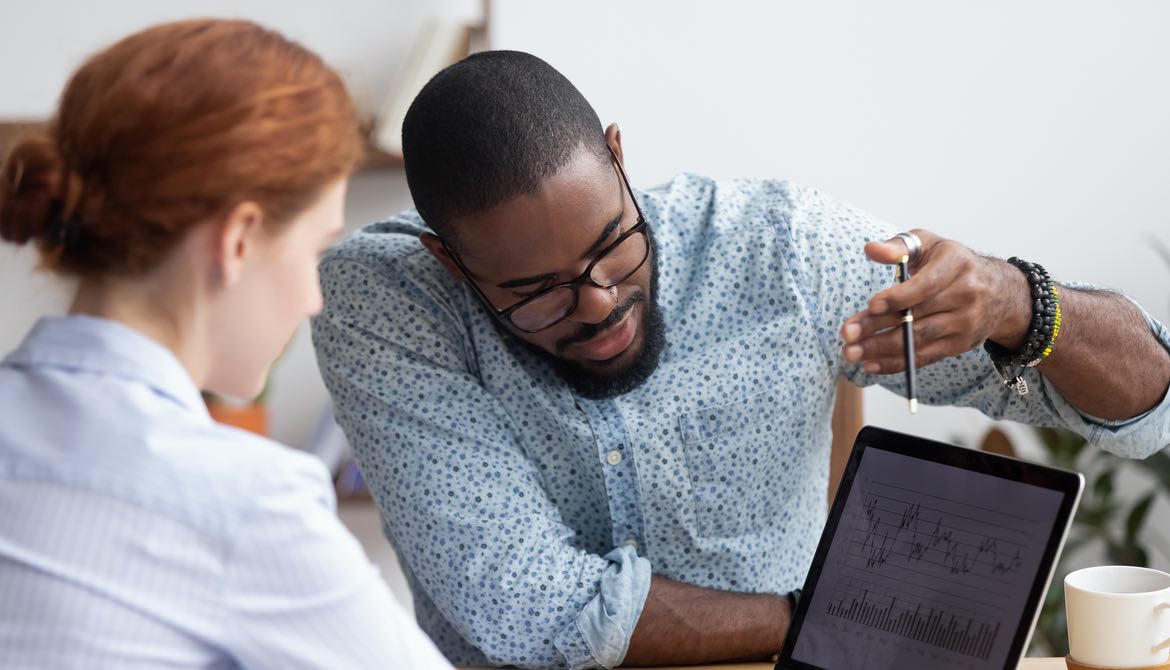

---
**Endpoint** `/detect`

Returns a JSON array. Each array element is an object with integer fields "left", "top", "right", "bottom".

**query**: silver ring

[{"left": 895, "top": 232, "right": 922, "bottom": 262}]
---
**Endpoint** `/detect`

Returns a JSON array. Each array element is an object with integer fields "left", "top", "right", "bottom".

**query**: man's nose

[{"left": 567, "top": 283, "right": 616, "bottom": 325}]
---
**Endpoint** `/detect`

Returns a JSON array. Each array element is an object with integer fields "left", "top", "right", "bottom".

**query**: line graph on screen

[{"left": 823, "top": 476, "right": 1043, "bottom": 660}]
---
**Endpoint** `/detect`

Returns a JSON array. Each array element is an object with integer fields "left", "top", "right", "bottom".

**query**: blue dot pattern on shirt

[{"left": 311, "top": 175, "right": 1169, "bottom": 669}]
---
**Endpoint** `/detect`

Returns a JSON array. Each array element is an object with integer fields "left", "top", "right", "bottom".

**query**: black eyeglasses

[{"left": 442, "top": 155, "right": 650, "bottom": 333}]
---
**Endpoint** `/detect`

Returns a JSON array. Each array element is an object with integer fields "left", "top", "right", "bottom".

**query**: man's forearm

[
  {"left": 994, "top": 283, "right": 1170, "bottom": 421},
  {"left": 623, "top": 574, "right": 792, "bottom": 666}
]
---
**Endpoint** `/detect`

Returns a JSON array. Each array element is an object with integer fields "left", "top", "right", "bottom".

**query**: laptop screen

[{"left": 781, "top": 427, "right": 1082, "bottom": 670}]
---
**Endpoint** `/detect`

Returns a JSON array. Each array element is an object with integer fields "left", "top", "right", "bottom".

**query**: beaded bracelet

[{"left": 983, "top": 257, "right": 1062, "bottom": 395}]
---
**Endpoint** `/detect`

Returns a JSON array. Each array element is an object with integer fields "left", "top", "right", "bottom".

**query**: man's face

[{"left": 430, "top": 146, "right": 664, "bottom": 398}]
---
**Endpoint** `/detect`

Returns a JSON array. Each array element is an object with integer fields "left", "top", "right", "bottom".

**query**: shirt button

[
  {"left": 623, "top": 537, "right": 639, "bottom": 549},
  {"left": 606, "top": 450, "right": 622, "bottom": 466}
]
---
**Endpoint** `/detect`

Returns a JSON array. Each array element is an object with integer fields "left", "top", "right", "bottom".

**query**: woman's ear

[
  {"left": 419, "top": 232, "right": 464, "bottom": 282},
  {"left": 214, "top": 201, "right": 265, "bottom": 287},
  {"left": 605, "top": 122, "right": 624, "bottom": 166}
]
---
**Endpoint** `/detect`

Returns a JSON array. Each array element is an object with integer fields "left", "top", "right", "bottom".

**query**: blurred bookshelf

[
  {"left": 0, "top": 121, "right": 43, "bottom": 155},
  {"left": 0, "top": 120, "right": 403, "bottom": 172},
  {"left": 0, "top": 11, "right": 487, "bottom": 172}
]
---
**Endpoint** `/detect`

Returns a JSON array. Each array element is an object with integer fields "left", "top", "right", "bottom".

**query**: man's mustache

[{"left": 555, "top": 290, "right": 645, "bottom": 354}]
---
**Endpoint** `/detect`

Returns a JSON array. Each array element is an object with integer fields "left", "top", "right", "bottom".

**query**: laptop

[{"left": 778, "top": 426, "right": 1083, "bottom": 670}]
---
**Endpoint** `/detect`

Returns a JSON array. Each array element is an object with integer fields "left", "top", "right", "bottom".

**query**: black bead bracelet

[{"left": 983, "top": 257, "right": 1063, "bottom": 395}]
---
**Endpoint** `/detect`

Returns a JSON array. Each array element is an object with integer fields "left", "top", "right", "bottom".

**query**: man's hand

[
  {"left": 840, "top": 229, "right": 1030, "bottom": 374},
  {"left": 839, "top": 228, "right": 1170, "bottom": 421}
]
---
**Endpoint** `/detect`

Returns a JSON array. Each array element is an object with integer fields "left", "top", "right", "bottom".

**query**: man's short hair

[{"left": 401, "top": 50, "right": 609, "bottom": 243}]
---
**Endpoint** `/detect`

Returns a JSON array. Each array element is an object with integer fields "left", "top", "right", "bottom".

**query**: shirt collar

[{"left": 2, "top": 315, "right": 211, "bottom": 419}]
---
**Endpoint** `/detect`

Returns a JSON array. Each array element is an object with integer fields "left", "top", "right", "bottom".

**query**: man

[{"left": 312, "top": 51, "right": 1170, "bottom": 668}]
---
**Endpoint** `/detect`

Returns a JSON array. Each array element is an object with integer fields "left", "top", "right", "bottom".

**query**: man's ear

[
  {"left": 605, "top": 122, "right": 624, "bottom": 166},
  {"left": 215, "top": 201, "right": 265, "bottom": 287},
  {"left": 419, "top": 232, "right": 465, "bottom": 282}
]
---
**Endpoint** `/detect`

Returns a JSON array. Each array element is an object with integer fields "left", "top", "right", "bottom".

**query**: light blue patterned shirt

[
  {"left": 0, "top": 316, "right": 452, "bottom": 670},
  {"left": 312, "top": 175, "right": 1170, "bottom": 669}
]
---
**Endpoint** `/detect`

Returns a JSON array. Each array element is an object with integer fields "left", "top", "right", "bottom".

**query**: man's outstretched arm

[{"left": 843, "top": 230, "right": 1170, "bottom": 422}]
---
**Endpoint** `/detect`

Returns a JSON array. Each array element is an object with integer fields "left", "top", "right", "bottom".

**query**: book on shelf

[{"left": 371, "top": 19, "right": 473, "bottom": 159}]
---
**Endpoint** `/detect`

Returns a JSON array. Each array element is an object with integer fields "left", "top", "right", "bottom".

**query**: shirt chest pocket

[{"left": 678, "top": 389, "right": 792, "bottom": 538}]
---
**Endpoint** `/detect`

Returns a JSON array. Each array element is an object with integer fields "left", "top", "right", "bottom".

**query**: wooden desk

[
  {"left": 631, "top": 661, "right": 1064, "bottom": 670},
  {"left": 1021, "top": 660, "right": 1066, "bottom": 670},
  {"left": 463, "top": 659, "right": 1064, "bottom": 669}
]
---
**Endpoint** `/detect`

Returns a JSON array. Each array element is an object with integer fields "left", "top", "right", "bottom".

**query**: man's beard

[
  {"left": 548, "top": 284, "right": 665, "bottom": 399},
  {"left": 498, "top": 231, "right": 666, "bottom": 400}
]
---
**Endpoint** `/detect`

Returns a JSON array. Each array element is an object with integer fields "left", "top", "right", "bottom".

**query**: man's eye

[{"left": 515, "top": 285, "right": 551, "bottom": 298}]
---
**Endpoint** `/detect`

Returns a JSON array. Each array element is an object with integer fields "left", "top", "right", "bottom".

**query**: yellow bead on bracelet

[{"left": 1040, "top": 288, "right": 1061, "bottom": 359}]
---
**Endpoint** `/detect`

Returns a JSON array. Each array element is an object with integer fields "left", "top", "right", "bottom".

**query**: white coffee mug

[{"left": 1065, "top": 565, "right": 1170, "bottom": 668}]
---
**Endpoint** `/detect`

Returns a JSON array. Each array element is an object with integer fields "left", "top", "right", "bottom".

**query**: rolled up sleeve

[{"left": 554, "top": 546, "right": 651, "bottom": 669}]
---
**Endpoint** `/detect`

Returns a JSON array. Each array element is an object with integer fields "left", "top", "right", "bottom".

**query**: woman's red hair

[{"left": 0, "top": 18, "right": 363, "bottom": 276}]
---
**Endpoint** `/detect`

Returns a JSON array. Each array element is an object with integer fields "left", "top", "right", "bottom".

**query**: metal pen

[{"left": 896, "top": 255, "right": 918, "bottom": 414}]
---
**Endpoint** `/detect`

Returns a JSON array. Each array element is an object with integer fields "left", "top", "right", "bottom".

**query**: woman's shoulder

[{"left": 162, "top": 420, "right": 336, "bottom": 519}]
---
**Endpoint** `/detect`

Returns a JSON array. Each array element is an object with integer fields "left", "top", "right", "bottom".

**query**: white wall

[{"left": 490, "top": 0, "right": 1170, "bottom": 450}]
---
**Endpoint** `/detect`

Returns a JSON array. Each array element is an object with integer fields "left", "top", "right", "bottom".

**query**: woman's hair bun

[{"left": 0, "top": 133, "right": 68, "bottom": 246}]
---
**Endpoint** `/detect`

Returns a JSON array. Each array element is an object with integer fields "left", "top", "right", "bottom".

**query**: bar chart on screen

[{"left": 826, "top": 578, "right": 1001, "bottom": 661}]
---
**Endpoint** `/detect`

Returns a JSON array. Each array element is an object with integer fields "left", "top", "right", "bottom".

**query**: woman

[{"left": 0, "top": 19, "right": 451, "bottom": 669}]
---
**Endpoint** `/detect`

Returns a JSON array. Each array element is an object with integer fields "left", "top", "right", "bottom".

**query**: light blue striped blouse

[{"left": 0, "top": 315, "right": 451, "bottom": 669}]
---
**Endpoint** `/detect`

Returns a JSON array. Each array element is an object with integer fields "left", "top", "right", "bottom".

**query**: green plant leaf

[
  {"left": 1034, "top": 426, "right": 1061, "bottom": 453},
  {"left": 1075, "top": 502, "right": 1119, "bottom": 529},
  {"left": 1090, "top": 449, "right": 1113, "bottom": 466},
  {"left": 1135, "top": 451, "right": 1170, "bottom": 492},
  {"left": 1035, "top": 426, "right": 1087, "bottom": 469},
  {"left": 1125, "top": 492, "right": 1156, "bottom": 544},
  {"left": 1033, "top": 571, "right": 1070, "bottom": 656},
  {"left": 1093, "top": 467, "right": 1117, "bottom": 500},
  {"left": 1106, "top": 538, "right": 1149, "bottom": 567}
]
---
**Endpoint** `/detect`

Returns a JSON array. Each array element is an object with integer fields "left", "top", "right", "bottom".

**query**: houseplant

[{"left": 1027, "top": 426, "right": 1170, "bottom": 655}]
